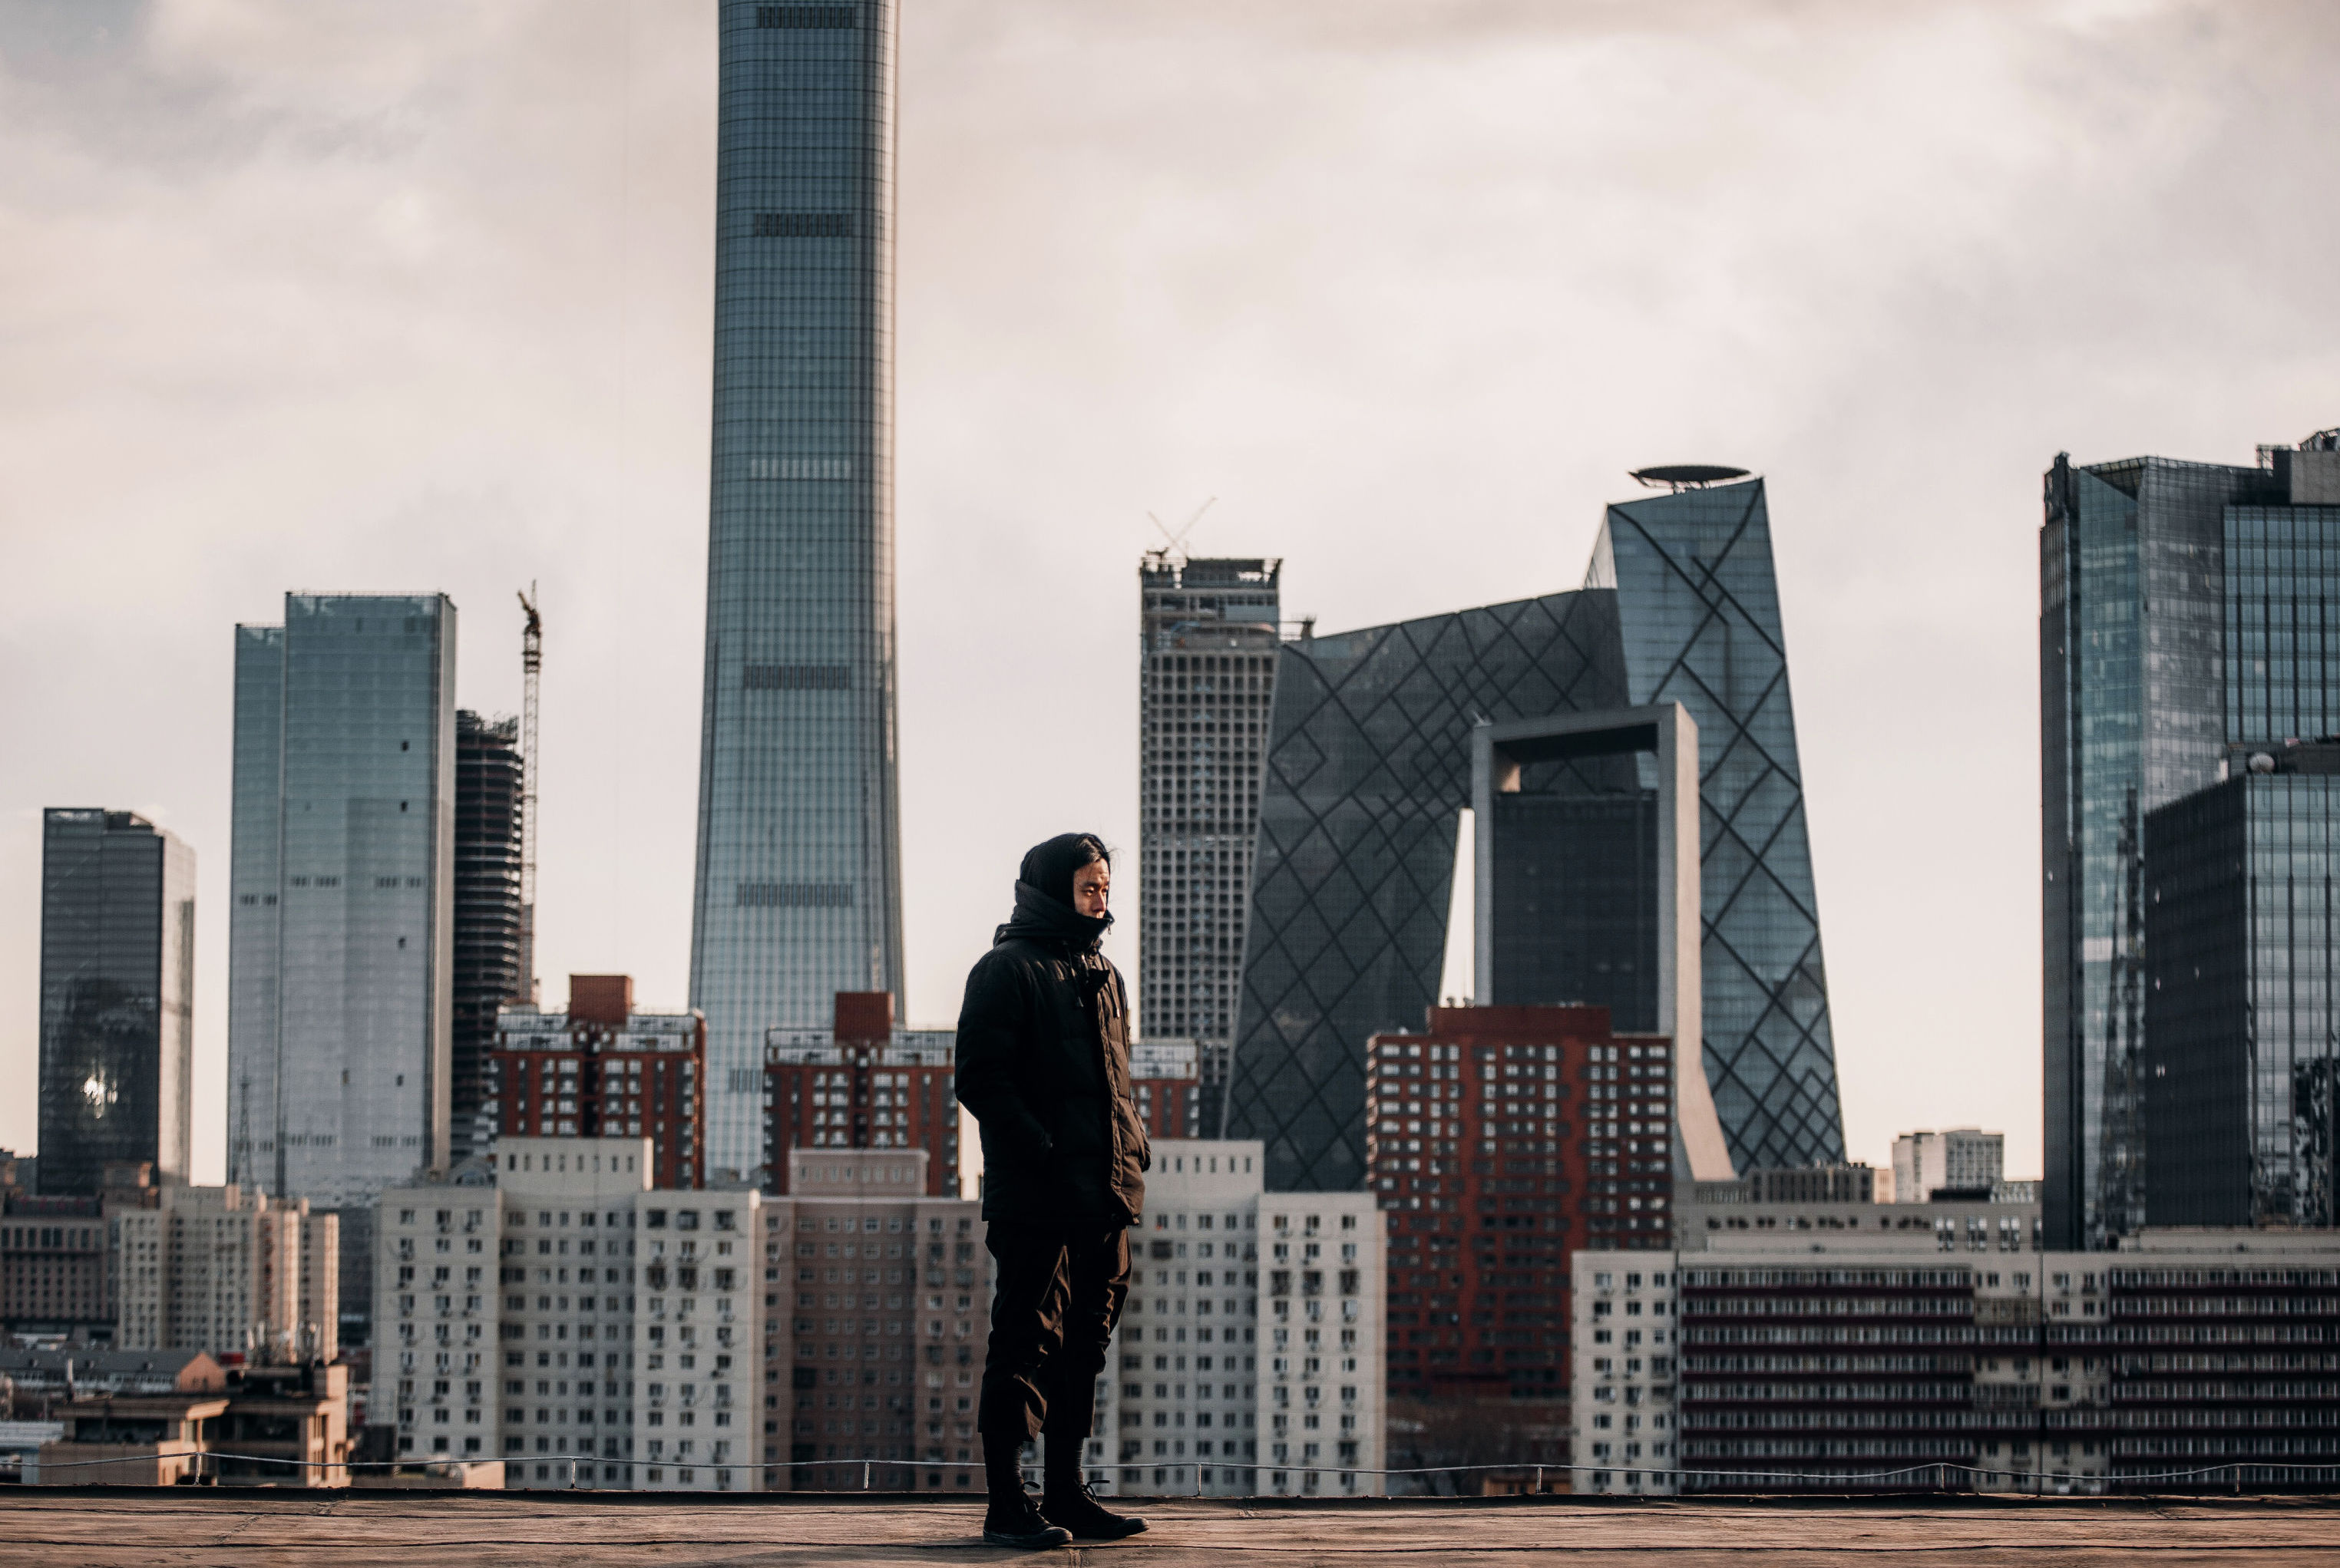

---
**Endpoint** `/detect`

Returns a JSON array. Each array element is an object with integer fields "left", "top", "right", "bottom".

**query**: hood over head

[{"left": 995, "top": 834, "right": 1113, "bottom": 952}]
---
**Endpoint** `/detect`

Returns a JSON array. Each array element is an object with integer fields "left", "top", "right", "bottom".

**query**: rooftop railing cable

[{"left": 17, "top": 1448, "right": 2340, "bottom": 1494}]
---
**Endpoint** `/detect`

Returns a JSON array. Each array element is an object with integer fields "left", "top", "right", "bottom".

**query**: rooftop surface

[{"left": 4, "top": 1493, "right": 2339, "bottom": 1566}]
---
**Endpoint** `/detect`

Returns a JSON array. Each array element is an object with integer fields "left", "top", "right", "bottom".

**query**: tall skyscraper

[
  {"left": 1226, "top": 474, "right": 1844, "bottom": 1191},
  {"left": 227, "top": 593, "right": 456, "bottom": 1207},
  {"left": 1139, "top": 554, "right": 1281, "bottom": 1131},
  {"left": 690, "top": 0, "right": 905, "bottom": 1180},
  {"left": 37, "top": 809, "right": 195, "bottom": 1196},
  {"left": 452, "top": 710, "right": 525, "bottom": 1165},
  {"left": 1591, "top": 480, "right": 1843, "bottom": 1172},
  {"left": 2041, "top": 431, "right": 2340, "bottom": 1249}
]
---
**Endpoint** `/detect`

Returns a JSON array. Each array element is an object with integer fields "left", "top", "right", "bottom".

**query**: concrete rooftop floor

[{"left": 3, "top": 1491, "right": 2338, "bottom": 1565}]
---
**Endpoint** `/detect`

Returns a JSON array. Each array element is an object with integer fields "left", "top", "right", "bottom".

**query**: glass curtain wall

[
  {"left": 1225, "top": 589, "right": 1631, "bottom": 1191},
  {"left": 690, "top": 0, "right": 904, "bottom": 1180},
  {"left": 2041, "top": 455, "right": 2251, "bottom": 1249},
  {"left": 37, "top": 810, "right": 194, "bottom": 1194},
  {"left": 1594, "top": 480, "right": 1846, "bottom": 1172},
  {"left": 2147, "top": 774, "right": 2340, "bottom": 1228}
]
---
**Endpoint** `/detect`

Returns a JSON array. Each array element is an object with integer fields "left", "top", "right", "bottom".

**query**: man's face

[{"left": 1071, "top": 858, "right": 1110, "bottom": 918}]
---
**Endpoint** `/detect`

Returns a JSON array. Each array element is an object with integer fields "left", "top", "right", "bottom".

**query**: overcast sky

[{"left": 4, "top": 0, "right": 2335, "bottom": 1184}]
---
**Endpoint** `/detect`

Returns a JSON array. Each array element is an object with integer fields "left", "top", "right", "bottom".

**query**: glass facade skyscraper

[
  {"left": 1592, "top": 483, "right": 1844, "bottom": 1175},
  {"left": 2040, "top": 433, "right": 2340, "bottom": 1249},
  {"left": 690, "top": 0, "right": 904, "bottom": 1180},
  {"left": 1225, "top": 476, "right": 1845, "bottom": 1190},
  {"left": 37, "top": 809, "right": 194, "bottom": 1196},
  {"left": 1227, "top": 589, "right": 1627, "bottom": 1192},
  {"left": 1139, "top": 554, "right": 1281, "bottom": 1132},
  {"left": 227, "top": 593, "right": 456, "bottom": 1207},
  {"left": 2133, "top": 444, "right": 2340, "bottom": 1233}
]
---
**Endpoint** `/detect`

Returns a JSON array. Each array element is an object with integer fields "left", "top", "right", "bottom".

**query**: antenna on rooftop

[{"left": 1145, "top": 497, "right": 1218, "bottom": 563}]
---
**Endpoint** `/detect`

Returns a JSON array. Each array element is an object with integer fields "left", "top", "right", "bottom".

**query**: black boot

[
  {"left": 1040, "top": 1437, "right": 1147, "bottom": 1540},
  {"left": 983, "top": 1432, "right": 1071, "bottom": 1550}
]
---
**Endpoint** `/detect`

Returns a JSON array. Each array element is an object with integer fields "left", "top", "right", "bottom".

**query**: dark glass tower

[
  {"left": 1591, "top": 481, "right": 1845, "bottom": 1174},
  {"left": 1225, "top": 476, "right": 1845, "bottom": 1191},
  {"left": 1225, "top": 588, "right": 1631, "bottom": 1191},
  {"left": 2144, "top": 756, "right": 2340, "bottom": 1229},
  {"left": 37, "top": 810, "right": 194, "bottom": 1195},
  {"left": 2135, "top": 447, "right": 2340, "bottom": 1232},
  {"left": 690, "top": 0, "right": 904, "bottom": 1180},
  {"left": 2039, "top": 435, "right": 2340, "bottom": 1248},
  {"left": 451, "top": 711, "right": 524, "bottom": 1165}
]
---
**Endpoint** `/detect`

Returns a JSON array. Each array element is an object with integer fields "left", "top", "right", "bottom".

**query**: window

[
  {"left": 755, "top": 5, "right": 857, "bottom": 29},
  {"left": 751, "top": 212, "right": 855, "bottom": 239}
]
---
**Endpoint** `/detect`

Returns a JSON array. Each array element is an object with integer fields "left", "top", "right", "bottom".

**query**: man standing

[{"left": 956, "top": 833, "right": 1152, "bottom": 1547}]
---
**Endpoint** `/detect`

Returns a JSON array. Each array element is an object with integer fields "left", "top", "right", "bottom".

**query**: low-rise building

[
  {"left": 1677, "top": 1179, "right": 2039, "bottom": 1256},
  {"left": 213, "top": 1360, "right": 351, "bottom": 1486},
  {"left": 0, "top": 1347, "right": 225, "bottom": 1403},
  {"left": 375, "top": 1174, "right": 503, "bottom": 1466},
  {"left": 1085, "top": 1141, "right": 1386, "bottom": 1500},
  {"left": 1092, "top": 1140, "right": 1262, "bottom": 1497},
  {"left": 1892, "top": 1130, "right": 2005, "bottom": 1203},
  {"left": 0, "top": 1420, "right": 63, "bottom": 1483},
  {"left": 1730, "top": 1165, "right": 1885, "bottom": 1204},
  {"left": 762, "top": 1147, "right": 987, "bottom": 1492},
  {"left": 1572, "top": 1230, "right": 2340, "bottom": 1494},
  {"left": 2, "top": 1197, "right": 113, "bottom": 1344},
  {"left": 378, "top": 1137, "right": 773, "bottom": 1493},
  {"left": 115, "top": 1184, "right": 336, "bottom": 1362},
  {"left": 1258, "top": 1188, "right": 1384, "bottom": 1496},
  {"left": 1566, "top": 1259, "right": 1680, "bottom": 1494},
  {"left": 26, "top": 1361, "right": 348, "bottom": 1487},
  {"left": 29, "top": 1393, "right": 225, "bottom": 1484}
]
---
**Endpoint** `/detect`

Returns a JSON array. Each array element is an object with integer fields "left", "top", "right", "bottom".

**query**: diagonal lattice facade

[
  {"left": 1226, "top": 477, "right": 1847, "bottom": 1192},
  {"left": 1597, "top": 480, "right": 1846, "bottom": 1173},
  {"left": 1224, "top": 592, "right": 1631, "bottom": 1192}
]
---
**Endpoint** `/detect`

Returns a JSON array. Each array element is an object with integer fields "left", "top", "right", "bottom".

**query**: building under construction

[{"left": 451, "top": 711, "right": 525, "bottom": 1166}]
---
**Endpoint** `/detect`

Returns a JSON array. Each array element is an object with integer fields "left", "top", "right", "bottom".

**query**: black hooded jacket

[{"left": 954, "top": 880, "right": 1149, "bottom": 1224}]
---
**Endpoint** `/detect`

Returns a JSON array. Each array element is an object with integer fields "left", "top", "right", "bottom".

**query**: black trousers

[{"left": 977, "top": 1220, "right": 1132, "bottom": 1444}]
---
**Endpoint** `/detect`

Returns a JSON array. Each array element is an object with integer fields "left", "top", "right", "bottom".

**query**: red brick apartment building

[
  {"left": 1369, "top": 1004, "right": 1677, "bottom": 1421},
  {"left": 488, "top": 975, "right": 706, "bottom": 1189},
  {"left": 1130, "top": 1039, "right": 1205, "bottom": 1139},
  {"left": 764, "top": 995, "right": 960, "bottom": 1198}
]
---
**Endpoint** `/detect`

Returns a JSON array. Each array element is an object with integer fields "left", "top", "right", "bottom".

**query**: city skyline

[{"left": 6, "top": 2, "right": 2340, "bottom": 1187}]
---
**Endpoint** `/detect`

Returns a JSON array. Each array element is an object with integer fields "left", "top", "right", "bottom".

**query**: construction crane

[
  {"left": 517, "top": 585, "right": 543, "bottom": 1005},
  {"left": 1143, "top": 497, "right": 1217, "bottom": 565}
]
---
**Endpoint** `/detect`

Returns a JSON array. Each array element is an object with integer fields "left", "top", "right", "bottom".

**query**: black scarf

[{"left": 994, "top": 879, "right": 1112, "bottom": 955}]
